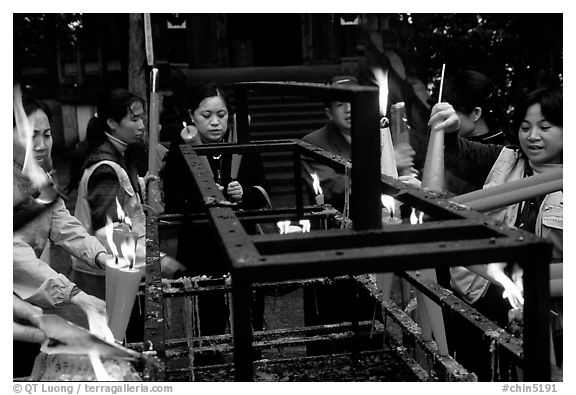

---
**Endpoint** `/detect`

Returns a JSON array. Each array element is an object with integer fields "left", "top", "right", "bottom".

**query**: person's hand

[
  {"left": 397, "top": 174, "right": 421, "bottom": 189},
  {"left": 227, "top": 181, "right": 243, "bottom": 202},
  {"left": 502, "top": 281, "right": 524, "bottom": 310},
  {"left": 70, "top": 291, "right": 106, "bottom": 317},
  {"left": 13, "top": 295, "right": 46, "bottom": 343},
  {"left": 394, "top": 143, "right": 416, "bottom": 175},
  {"left": 144, "top": 173, "right": 159, "bottom": 185},
  {"left": 96, "top": 252, "right": 116, "bottom": 269},
  {"left": 160, "top": 254, "right": 187, "bottom": 279},
  {"left": 427, "top": 102, "right": 461, "bottom": 134},
  {"left": 486, "top": 263, "right": 524, "bottom": 309}
]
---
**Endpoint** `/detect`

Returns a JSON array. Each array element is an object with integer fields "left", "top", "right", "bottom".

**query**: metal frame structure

[{"left": 143, "top": 82, "right": 552, "bottom": 381}]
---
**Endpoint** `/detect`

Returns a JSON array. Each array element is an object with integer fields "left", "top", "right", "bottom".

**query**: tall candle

[{"left": 105, "top": 262, "right": 142, "bottom": 341}]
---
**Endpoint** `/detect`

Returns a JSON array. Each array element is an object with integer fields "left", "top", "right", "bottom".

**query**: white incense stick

[{"left": 438, "top": 63, "right": 446, "bottom": 103}]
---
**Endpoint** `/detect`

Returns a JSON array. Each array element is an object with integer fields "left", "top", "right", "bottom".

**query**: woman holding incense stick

[{"left": 429, "top": 87, "right": 563, "bottom": 372}]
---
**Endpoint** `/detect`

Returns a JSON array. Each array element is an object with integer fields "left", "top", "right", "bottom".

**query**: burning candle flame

[
  {"left": 120, "top": 236, "right": 136, "bottom": 269},
  {"left": 381, "top": 194, "right": 395, "bottom": 217},
  {"left": 13, "top": 85, "right": 51, "bottom": 190},
  {"left": 310, "top": 173, "right": 323, "bottom": 195},
  {"left": 104, "top": 216, "right": 119, "bottom": 257},
  {"left": 277, "top": 220, "right": 291, "bottom": 235},
  {"left": 410, "top": 208, "right": 424, "bottom": 225},
  {"left": 299, "top": 220, "right": 311, "bottom": 233},
  {"left": 115, "top": 198, "right": 125, "bottom": 222},
  {"left": 372, "top": 68, "right": 389, "bottom": 117}
]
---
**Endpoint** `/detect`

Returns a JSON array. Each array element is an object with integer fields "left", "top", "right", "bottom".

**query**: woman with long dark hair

[{"left": 67, "top": 88, "right": 147, "bottom": 300}]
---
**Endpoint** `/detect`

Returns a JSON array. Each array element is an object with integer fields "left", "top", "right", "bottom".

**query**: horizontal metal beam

[
  {"left": 400, "top": 271, "right": 524, "bottom": 362},
  {"left": 252, "top": 219, "right": 500, "bottom": 254},
  {"left": 190, "top": 140, "right": 298, "bottom": 155},
  {"left": 298, "top": 140, "right": 350, "bottom": 170},
  {"left": 233, "top": 237, "right": 549, "bottom": 282}
]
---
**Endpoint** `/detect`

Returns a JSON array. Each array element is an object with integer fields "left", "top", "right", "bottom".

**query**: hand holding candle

[{"left": 422, "top": 64, "right": 447, "bottom": 192}]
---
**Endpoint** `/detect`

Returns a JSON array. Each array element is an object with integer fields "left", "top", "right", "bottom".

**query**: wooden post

[{"left": 128, "top": 13, "right": 148, "bottom": 118}]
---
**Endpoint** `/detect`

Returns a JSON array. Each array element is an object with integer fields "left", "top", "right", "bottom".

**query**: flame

[
  {"left": 120, "top": 235, "right": 136, "bottom": 269},
  {"left": 277, "top": 220, "right": 291, "bottom": 235},
  {"left": 310, "top": 173, "right": 323, "bottom": 195},
  {"left": 104, "top": 216, "right": 119, "bottom": 257},
  {"left": 511, "top": 264, "right": 524, "bottom": 294},
  {"left": 299, "top": 220, "right": 311, "bottom": 233},
  {"left": 115, "top": 197, "right": 133, "bottom": 229},
  {"left": 115, "top": 198, "right": 125, "bottom": 222},
  {"left": 13, "top": 85, "right": 50, "bottom": 190},
  {"left": 381, "top": 194, "right": 395, "bottom": 217},
  {"left": 373, "top": 68, "right": 389, "bottom": 117},
  {"left": 410, "top": 208, "right": 424, "bottom": 225}
]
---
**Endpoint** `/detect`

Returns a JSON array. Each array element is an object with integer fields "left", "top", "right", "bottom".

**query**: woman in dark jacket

[
  {"left": 162, "top": 84, "right": 270, "bottom": 341},
  {"left": 163, "top": 84, "right": 269, "bottom": 214}
]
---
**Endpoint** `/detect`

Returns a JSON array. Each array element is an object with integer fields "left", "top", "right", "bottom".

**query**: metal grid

[{"left": 143, "top": 81, "right": 552, "bottom": 381}]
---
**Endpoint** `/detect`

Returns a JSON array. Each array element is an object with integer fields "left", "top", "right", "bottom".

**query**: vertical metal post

[
  {"left": 350, "top": 89, "right": 381, "bottom": 231},
  {"left": 293, "top": 147, "right": 304, "bottom": 216},
  {"left": 522, "top": 256, "right": 551, "bottom": 381},
  {"left": 231, "top": 275, "right": 254, "bottom": 381},
  {"left": 143, "top": 215, "right": 166, "bottom": 380},
  {"left": 234, "top": 86, "right": 250, "bottom": 144}
]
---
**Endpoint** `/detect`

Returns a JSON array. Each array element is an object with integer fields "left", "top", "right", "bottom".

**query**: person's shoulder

[{"left": 302, "top": 124, "right": 332, "bottom": 146}]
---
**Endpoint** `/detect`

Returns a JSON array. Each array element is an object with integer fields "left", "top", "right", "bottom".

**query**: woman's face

[
  {"left": 192, "top": 95, "right": 229, "bottom": 143},
  {"left": 108, "top": 101, "right": 145, "bottom": 145},
  {"left": 518, "top": 103, "right": 563, "bottom": 165},
  {"left": 13, "top": 109, "right": 53, "bottom": 170}
]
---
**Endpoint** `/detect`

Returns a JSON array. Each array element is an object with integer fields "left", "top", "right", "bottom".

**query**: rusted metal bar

[
  {"left": 233, "top": 86, "right": 249, "bottom": 144},
  {"left": 191, "top": 140, "right": 297, "bottom": 155},
  {"left": 165, "top": 321, "right": 385, "bottom": 355},
  {"left": 298, "top": 140, "right": 350, "bottom": 170},
  {"left": 143, "top": 215, "right": 166, "bottom": 381},
  {"left": 239, "top": 237, "right": 548, "bottom": 283},
  {"left": 163, "top": 276, "right": 347, "bottom": 297},
  {"left": 293, "top": 147, "right": 304, "bottom": 215},
  {"left": 230, "top": 276, "right": 254, "bottom": 381},
  {"left": 400, "top": 271, "right": 524, "bottom": 361},
  {"left": 168, "top": 350, "right": 422, "bottom": 382},
  {"left": 522, "top": 256, "right": 551, "bottom": 381},
  {"left": 157, "top": 206, "right": 338, "bottom": 229},
  {"left": 350, "top": 89, "right": 381, "bottom": 231},
  {"left": 252, "top": 219, "right": 499, "bottom": 253},
  {"left": 356, "top": 275, "right": 476, "bottom": 382}
]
